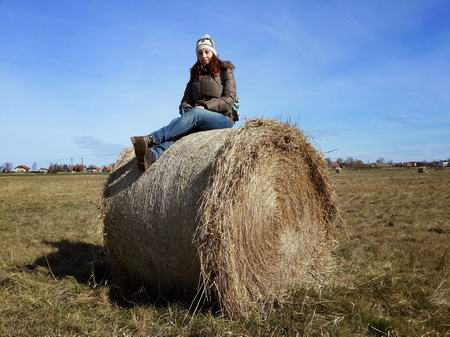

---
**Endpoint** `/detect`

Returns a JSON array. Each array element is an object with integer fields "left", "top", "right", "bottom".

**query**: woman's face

[{"left": 197, "top": 49, "right": 213, "bottom": 66}]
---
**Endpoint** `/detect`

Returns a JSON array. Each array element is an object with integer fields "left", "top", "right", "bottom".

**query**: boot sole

[{"left": 131, "top": 137, "right": 151, "bottom": 172}]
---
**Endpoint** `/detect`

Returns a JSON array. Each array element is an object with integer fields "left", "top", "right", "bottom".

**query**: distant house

[
  {"left": 14, "top": 165, "right": 30, "bottom": 173},
  {"left": 102, "top": 166, "right": 113, "bottom": 173},
  {"left": 38, "top": 168, "right": 48, "bottom": 173},
  {"left": 330, "top": 162, "right": 341, "bottom": 169},
  {"left": 438, "top": 161, "right": 449, "bottom": 168}
]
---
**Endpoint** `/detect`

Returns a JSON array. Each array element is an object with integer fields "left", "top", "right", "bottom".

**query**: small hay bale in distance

[
  {"left": 418, "top": 166, "right": 427, "bottom": 173},
  {"left": 101, "top": 119, "right": 339, "bottom": 317}
]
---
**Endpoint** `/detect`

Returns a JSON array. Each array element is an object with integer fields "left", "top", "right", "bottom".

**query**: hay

[
  {"left": 101, "top": 119, "right": 339, "bottom": 317},
  {"left": 418, "top": 166, "right": 427, "bottom": 173}
]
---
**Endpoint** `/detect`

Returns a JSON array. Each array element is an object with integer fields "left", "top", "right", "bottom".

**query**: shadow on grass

[
  {"left": 25, "top": 240, "right": 109, "bottom": 287},
  {"left": 24, "top": 240, "right": 211, "bottom": 312}
]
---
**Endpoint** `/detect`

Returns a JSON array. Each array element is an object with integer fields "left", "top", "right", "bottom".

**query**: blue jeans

[{"left": 148, "top": 108, "right": 234, "bottom": 159}]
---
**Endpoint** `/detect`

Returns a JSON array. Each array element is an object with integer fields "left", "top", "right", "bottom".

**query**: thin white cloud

[{"left": 73, "top": 136, "right": 124, "bottom": 159}]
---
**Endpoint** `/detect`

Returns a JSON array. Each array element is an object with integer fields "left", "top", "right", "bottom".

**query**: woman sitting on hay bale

[{"left": 131, "top": 34, "right": 238, "bottom": 172}]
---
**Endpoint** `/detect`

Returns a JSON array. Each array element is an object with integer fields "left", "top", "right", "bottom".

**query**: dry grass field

[{"left": 0, "top": 169, "right": 449, "bottom": 336}]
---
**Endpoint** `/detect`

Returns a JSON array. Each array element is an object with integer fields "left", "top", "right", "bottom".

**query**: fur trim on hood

[{"left": 221, "top": 61, "right": 235, "bottom": 70}]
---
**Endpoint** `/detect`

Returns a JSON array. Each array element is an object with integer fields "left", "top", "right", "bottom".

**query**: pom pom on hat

[{"left": 196, "top": 34, "right": 217, "bottom": 56}]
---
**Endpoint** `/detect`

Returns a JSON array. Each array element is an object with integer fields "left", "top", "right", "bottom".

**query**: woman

[{"left": 131, "top": 34, "right": 237, "bottom": 172}]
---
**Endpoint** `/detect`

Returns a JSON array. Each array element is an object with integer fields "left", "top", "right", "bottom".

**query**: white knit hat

[{"left": 196, "top": 34, "right": 217, "bottom": 56}]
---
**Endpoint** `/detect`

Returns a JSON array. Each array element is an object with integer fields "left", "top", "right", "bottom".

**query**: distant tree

[
  {"left": 325, "top": 157, "right": 332, "bottom": 167},
  {"left": 32, "top": 162, "right": 37, "bottom": 172},
  {"left": 48, "top": 163, "right": 63, "bottom": 173},
  {"left": 2, "top": 162, "right": 13, "bottom": 172},
  {"left": 336, "top": 158, "right": 344, "bottom": 165},
  {"left": 376, "top": 157, "right": 385, "bottom": 164},
  {"left": 354, "top": 160, "right": 366, "bottom": 169},
  {"left": 72, "top": 164, "right": 85, "bottom": 172},
  {"left": 344, "top": 157, "right": 355, "bottom": 168}
]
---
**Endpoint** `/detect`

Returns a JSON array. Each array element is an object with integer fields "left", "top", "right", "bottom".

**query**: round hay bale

[
  {"left": 418, "top": 166, "right": 427, "bottom": 173},
  {"left": 101, "top": 119, "right": 339, "bottom": 317}
]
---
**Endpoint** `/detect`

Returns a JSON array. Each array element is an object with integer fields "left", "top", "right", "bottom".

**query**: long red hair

[{"left": 190, "top": 54, "right": 222, "bottom": 79}]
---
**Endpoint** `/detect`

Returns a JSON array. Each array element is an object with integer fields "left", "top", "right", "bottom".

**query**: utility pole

[{"left": 70, "top": 157, "right": 73, "bottom": 174}]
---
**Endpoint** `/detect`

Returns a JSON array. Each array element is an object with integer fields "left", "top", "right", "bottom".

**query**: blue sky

[{"left": 1, "top": 0, "right": 449, "bottom": 167}]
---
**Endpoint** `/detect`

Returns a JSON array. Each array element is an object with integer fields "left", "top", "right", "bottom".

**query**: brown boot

[{"left": 130, "top": 136, "right": 156, "bottom": 172}]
